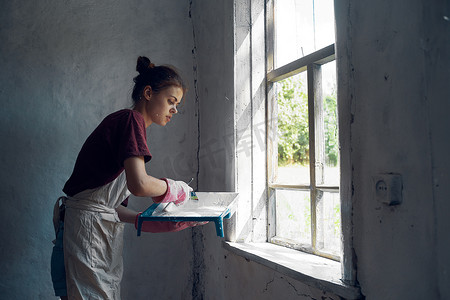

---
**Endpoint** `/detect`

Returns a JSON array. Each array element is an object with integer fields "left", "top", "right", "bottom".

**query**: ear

[{"left": 143, "top": 85, "right": 153, "bottom": 100}]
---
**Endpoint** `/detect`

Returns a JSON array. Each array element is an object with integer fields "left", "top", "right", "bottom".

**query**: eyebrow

[{"left": 170, "top": 95, "right": 181, "bottom": 104}]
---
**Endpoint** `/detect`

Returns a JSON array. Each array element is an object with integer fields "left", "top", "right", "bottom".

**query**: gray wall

[
  {"left": 1, "top": 0, "right": 449, "bottom": 299},
  {"left": 336, "top": 0, "right": 450, "bottom": 298},
  {"left": 0, "top": 0, "right": 199, "bottom": 299}
]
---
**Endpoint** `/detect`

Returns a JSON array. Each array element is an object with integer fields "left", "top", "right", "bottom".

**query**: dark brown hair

[{"left": 131, "top": 56, "right": 186, "bottom": 104}]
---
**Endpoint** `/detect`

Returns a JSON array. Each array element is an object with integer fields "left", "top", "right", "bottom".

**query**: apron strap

[
  {"left": 52, "top": 196, "right": 67, "bottom": 235},
  {"left": 65, "top": 197, "right": 116, "bottom": 214}
]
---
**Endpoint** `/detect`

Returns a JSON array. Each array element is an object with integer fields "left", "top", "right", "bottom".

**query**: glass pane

[
  {"left": 315, "top": 190, "right": 341, "bottom": 256},
  {"left": 314, "top": 0, "right": 336, "bottom": 51},
  {"left": 275, "top": 71, "right": 309, "bottom": 185},
  {"left": 275, "top": 189, "right": 311, "bottom": 245},
  {"left": 316, "top": 61, "right": 339, "bottom": 186},
  {"left": 274, "top": 0, "right": 336, "bottom": 68}
]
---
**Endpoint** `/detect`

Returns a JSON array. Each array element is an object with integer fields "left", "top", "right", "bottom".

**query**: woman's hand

[
  {"left": 135, "top": 212, "right": 208, "bottom": 233},
  {"left": 152, "top": 178, "right": 193, "bottom": 206},
  {"left": 117, "top": 207, "right": 208, "bottom": 233}
]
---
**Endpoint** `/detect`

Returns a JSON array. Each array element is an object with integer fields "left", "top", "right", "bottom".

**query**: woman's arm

[
  {"left": 124, "top": 156, "right": 167, "bottom": 197},
  {"left": 115, "top": 204, "right": 137, "bottom": 224}
]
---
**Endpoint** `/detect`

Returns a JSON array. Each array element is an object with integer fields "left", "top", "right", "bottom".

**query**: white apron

[{"left": 63, "top": 171, "right": 131, "bottom": 300}]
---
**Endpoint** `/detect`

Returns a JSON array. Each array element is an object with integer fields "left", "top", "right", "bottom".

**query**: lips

[{"left": 166, "top": 116, "right": 171, "bottom": 122}]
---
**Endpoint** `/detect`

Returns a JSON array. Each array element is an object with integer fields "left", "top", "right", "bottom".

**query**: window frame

[
  {"left": 228, "top": 0, "right": 357, "bottom": 289},
  {"left": 267, "top": 45, "right": 339, "bottom": 260},
  {"left": 265, "top": 0, "right": 353, "bottom": 280}
]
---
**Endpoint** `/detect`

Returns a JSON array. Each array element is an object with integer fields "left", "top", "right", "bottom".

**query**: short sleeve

[
  {"left": 63, "top": 109, "right": 152, "bottom": 196},
  {"left": 117, "top": 111, "right": 152, "bottom": 165}
]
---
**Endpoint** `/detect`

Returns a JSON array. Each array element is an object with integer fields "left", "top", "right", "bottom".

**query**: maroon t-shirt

[{"left": 63, "top": 109, "right": 152, "bottom": 197}]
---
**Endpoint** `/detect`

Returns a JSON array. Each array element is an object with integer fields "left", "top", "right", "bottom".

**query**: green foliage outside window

[
  {"left": 277, "top": 76, "right": 338, "bottom": 167},
  {"left": 324, "top": 95, "right": 338, "bottom": 166},
  {"left": 277, "top": 77, "right": 309, "bottom": 165}
]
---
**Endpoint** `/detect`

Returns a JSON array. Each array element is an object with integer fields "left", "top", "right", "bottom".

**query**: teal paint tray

[{"left": 136, "top": 192, "right": 238, "bottom": 237}]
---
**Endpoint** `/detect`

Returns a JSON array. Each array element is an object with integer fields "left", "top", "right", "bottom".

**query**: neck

[{"left": 133, "top": 101, "right": 152, "bottom": 128}]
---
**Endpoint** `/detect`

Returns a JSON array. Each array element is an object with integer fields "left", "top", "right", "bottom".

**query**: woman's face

[{"left": 146, "top": 85, "right": 183, "bottom": 126}]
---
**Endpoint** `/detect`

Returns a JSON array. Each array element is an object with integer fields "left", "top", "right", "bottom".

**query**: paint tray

[{"left": 136, "top": 192, "right": 238, "bottom": 237}]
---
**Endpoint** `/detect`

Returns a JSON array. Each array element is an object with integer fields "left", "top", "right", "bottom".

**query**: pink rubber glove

[
  {"left": 152, "top": 178, "right": 192, "bottom": 206},
  {"left": 135, "top": 212, "right": 207, "bottom": 233}
]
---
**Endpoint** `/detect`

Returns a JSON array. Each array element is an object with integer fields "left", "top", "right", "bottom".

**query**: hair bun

[{"left": 136, "top": 56, "right": 154, "bottom": 74}]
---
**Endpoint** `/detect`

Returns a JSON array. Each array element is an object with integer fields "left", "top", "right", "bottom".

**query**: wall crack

[
  {"left": 189, "top": 0, "right": 200, "bottom": 192},
  {"left": 188, "top": 3, "right": 204, "bottom": 300}
]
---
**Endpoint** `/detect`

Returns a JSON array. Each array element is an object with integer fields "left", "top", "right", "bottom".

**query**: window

[
  {"left": 267, "top": 0, "right": 340, "bottom": 260},
  {"left": 230, "top": 0, "right": 358, "bottom": 293}
]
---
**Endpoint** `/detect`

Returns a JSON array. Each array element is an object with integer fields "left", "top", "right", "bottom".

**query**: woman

[{"left": 51, "top": 56, "right": 204, "bottom": 299}]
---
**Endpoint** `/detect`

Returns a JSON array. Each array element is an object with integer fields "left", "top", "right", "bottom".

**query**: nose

[{"left": 170, "top": 105, "right": 178, "bottom": 114}]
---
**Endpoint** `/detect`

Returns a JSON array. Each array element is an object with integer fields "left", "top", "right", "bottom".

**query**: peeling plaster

[{"left": 262, "top": 274, "right": 342, "bottom": 300}]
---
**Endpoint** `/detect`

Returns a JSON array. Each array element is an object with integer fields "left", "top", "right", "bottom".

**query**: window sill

[{"left": 222, "top": 241, "right": 362, "bottom": 300}]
